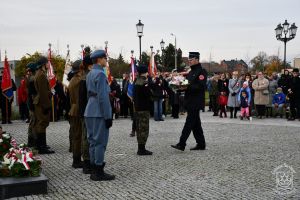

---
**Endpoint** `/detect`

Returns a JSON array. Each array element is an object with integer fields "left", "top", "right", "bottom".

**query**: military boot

[
  {"left": 137, "top": 144, "right": 153, "bottom": 156},
  {"left": 27, "top": 135, "right": 36, "bottom": 148},
  {"left": 82, "top": 160, "right": 93, "bottom": 174},
  {"left": 37, "top": 133, "right": 55, "bottom": 154},
  {"left": 90, "top": 163, "right": 115, "bottom": 181},
  {"left": 72, "top": 157, "right": 83, "bottom": 168}
]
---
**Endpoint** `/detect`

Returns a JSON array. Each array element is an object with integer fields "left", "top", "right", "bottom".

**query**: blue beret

[
  {"left": 90, "top": 50, "right": 106, "bottom": 59},
  {"left": 36, "top": 56, "right": 48, "bottom": 68},
  {"left": 137, "top": 65, "right": 148, "bottom": 74},
  {"left": 189, "top": 52, "right": 200, "bottom": 59}
]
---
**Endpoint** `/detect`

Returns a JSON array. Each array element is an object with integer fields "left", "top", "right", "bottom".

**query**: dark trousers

[
  {"left": 179, "top": 109, "right": 206, "bottom": 147},
  {"left": 290, "top": 99, "right": 300, "bottom": 119},
  {"left": 1, "top": 98, "right": 12, "bottom": 123},
  {"left": 19, "top": 102, "right": 29, "bottom": 120},
  {"left": 172, "top": 104, "right": 179, "bottom": 118},
  {"left": 211, "top": 95, "right": 219, "bottom": 115},
  {"left": 121, "top": 95, "right": 129, "bottom": 117},
  {"left": 256, "top": 105, "right": 266, "bottom": 117}
]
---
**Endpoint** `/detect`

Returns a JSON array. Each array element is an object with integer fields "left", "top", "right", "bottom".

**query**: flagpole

[{"left": 49, "top": 43, "right": 55, "bottom": 122}]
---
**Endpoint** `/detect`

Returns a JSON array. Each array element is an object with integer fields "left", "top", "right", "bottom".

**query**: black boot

[
  {"left": 83, "top": 160, "right": 94, "bottom": 174},
  {"left": 90, "top": 163, "right": 115, "bottom": 181},
  {"left": 190, "top": 144, "right": 206, "bottom": 151},
  {"left": 27, "top": 135, "right": 36, "bottom": 148},
  {"left": 171, "top": 143, "right": 185, "bottom": 151},
  {"left": 72, "top": 157, "right": 83, "bottom": 168},
  {"left": 137, "top": 144, "right": 153, "bottom": 155},
  {"left": 38, "top": 133, "right": 55, "bottom": 154}
]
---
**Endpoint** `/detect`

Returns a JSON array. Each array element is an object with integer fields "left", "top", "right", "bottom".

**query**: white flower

[
  {"left": 0, "top": 139, "right": 3, "bottom": 143},
  {"left": 2, "top": 134, "right": 10, "bottom": 139}
]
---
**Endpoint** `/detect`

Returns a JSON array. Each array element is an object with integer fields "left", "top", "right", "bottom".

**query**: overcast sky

[{"left": 0, "top": 0, "right": 299, "bottom": 65}]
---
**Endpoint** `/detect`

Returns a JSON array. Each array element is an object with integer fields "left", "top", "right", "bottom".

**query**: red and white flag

[
  {"left": 47, "top": 47, "right": 56, "bottom": 90},
  {"left": 148, "top": 52, "right": 157, "bottom": 77},
  {"left": 130, "top": 56, "right": 136, "bottom": 81}
]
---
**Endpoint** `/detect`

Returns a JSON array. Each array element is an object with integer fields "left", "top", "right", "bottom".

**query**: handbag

[{"left": 263, "top": 89, "right": 269, "bottom": 95}]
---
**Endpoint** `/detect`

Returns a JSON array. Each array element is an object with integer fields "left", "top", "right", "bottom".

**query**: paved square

[{"left": 2, "top": 112, "right": 300, "bottom": 199}]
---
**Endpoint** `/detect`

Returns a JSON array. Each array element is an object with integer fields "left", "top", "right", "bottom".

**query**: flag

[
  {"left": 47, "top": 47, "right": 56, "bottom": 90},
  {"left": 130, "top": 56, "right": 136, "bottom": 81},
  {"left": 1, "top": 54, "right": 13, "bottom": 100},
  {"left": 62, "top": 49, "right": 72, "bottom": 87},
  {"left": 105, "top": 47, "right": 112, "bottom": 84},
  {"left": 148, "top": 52, "right": 157, "bottom": 77}
]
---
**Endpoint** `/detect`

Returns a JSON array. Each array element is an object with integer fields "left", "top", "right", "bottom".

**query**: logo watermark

[{"left": 272, "top": 163, "right": 296, "bottom": 195}]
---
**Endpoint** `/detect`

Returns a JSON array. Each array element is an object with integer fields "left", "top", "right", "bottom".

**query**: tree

[
  {"left": 109, "top": 55, "right": 130, "bottom": 78},
  {"left": 250, "top": 51, "right": 268, "bottom": 72},
  {"left": 140, "top": 51, "right": 150, "bottom": 66},
  {"left": 15, "top": 52, "right": 66, "bottom": 81},
  {"left": 161, "top": 43, "right": 183, "bottom": 72}
]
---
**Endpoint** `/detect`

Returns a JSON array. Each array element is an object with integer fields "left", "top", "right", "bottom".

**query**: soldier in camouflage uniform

[
  {"left": 133, "top": 65, "right": 153, "bottom": 155},
  {"left": 26, "top": 62, "right": 37, "bottom": 148}
]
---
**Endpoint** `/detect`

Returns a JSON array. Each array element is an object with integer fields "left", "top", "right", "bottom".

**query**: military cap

[
  {"left": 90, "top": 50, "right": 106, "bottom": 60},
  {"left": 189, "top": 52, "right": 200, "bottom": 59},
  {"left": 292, "top": 68, "right": 299, "bottom": 73},
  {"left": 71, "top": 60, "right": 82, "bottom": 73},
  {"left": 26, "top": 62, "right": 37, "bottom": 72},
  {"left": 36, "top": 56, "right": 48, "bottom": 69},
  {"left": 137, "top": 65, "right": 148, "bottom": 74},
  {"left": 83, "top": 55, "right": 93, "bottom": 66}
]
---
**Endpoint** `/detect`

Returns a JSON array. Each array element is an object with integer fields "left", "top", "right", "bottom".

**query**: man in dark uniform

[
  {"left": 33, "top": 56, "right": 55, "bottom": 154},
  {"left": 26, "top": 62, "right": 37, "bottom": 147},
  {"left": 133, "top": 65, "right": 153, "bottom": 155},
  {"left": 288, "top": 68, "right": 300, "bottom": 121},
  {"left": 171, "top": 52, "right": 207, "bottom": 151}
]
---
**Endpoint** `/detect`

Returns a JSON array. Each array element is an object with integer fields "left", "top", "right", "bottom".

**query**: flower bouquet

[
  {"left": 0, "top": 132, "right": 42, "bottom": 177},
  {"left": 169, "top": 75, "right": 189, "bottom": 90}
]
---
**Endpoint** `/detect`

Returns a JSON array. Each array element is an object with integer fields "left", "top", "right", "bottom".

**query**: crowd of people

[{"left": 1, "top": 49, "right": 300, "bottom": 183}]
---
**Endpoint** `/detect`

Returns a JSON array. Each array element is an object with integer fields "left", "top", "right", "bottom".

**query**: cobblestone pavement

[{"left": 2, "top": 111, "right": 300, "bottom": 200}]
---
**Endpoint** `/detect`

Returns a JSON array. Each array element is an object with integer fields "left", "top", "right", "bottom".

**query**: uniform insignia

[{"left": 199, "top": 75, "right": 205, "bottom": 80}]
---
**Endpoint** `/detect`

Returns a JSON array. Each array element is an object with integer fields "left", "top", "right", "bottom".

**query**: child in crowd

[
  {"left": 272, "top": 87, "right": 286, "bottom": 118},
  {"left": 218, "top": 92, "right": 227, "bottom": 118},
  {"left": 238, "top": 82, "right": 252, "bottom": 120}
]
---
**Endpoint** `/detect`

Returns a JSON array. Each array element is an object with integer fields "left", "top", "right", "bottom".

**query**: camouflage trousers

[
  {"left": 81, "top": 118, "right": 90, "bottom": 161},
  {"left": 136, "top": 111, "right": 150, "bottom": 145}
]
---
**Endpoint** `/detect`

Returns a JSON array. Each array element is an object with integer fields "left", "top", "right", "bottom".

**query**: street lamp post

[
  {"left": 136, "top": 20, "right": 144, "bottom": 62},
  {"left": 160, "top": 39, "right": 165, "bottom": 72},
  {"left": 171, "top": 33, "right": 177, "bottom": 71},
  {"left": 275, "top": 20, "right": 297, "bottom": 69}
]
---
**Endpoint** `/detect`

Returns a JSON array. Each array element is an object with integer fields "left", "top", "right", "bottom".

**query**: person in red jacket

[{"left": 18, "top": 78, "right": 29, "bottom": 122}]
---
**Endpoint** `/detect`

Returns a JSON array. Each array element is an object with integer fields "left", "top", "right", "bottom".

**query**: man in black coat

[
  {"left": 171, "top": 52, "right": 207, "bottom": 151},
  {"left": 288, "top": 68, "right": 300, "bottom": 121}
]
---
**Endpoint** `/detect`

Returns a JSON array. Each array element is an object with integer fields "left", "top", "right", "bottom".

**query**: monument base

[{"left": 0, "top": 173, "right": 48, "bottom": 199}]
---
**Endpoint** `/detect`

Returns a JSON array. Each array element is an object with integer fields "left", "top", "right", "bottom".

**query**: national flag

[
  {"left": 62, "top": 49, "right": 72, "bottom": 87},
  {"left": 148, "top": 52, "right": 157, "bottom": 77},
  {"left": 130, "top": 56, "right": 136, "bottom": 81},
  {"left": 1, "top": 53, "right": 13, "bottom": 100},
  {"left": 47, "top": 47, "right": 56, "bottom": 90}
]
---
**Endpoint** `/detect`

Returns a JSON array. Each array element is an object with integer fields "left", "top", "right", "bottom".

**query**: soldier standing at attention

[
  {"left": 68, "top": 60, "right": 83, "bottom": 168},
  {"left": 171, "top": 52, "right": 207, "bottom": 151},
  {"left": 84, "top": 50, "right": 115, "bottom": 181},
  {"left": 33, "top": 56, "right": 55, "bottom": 154},
  {"left": 79, "top": 55, "right": 93, "bottom": 174},
  {"left": 133, "top": 65, "right": 153, "bottom": 156},
  {"left": 26, "top": 62, "right": 37, "bottom": 148}
]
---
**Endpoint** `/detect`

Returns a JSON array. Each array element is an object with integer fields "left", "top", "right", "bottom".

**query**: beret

[
  {"left": 292, "top": 68, "right": 299, "bottom": 73},
  {"left": 90, "top": 50, "right": 106, "bottom": 59},
  {"left": 26, "top": 62, "right": 37, "bottom": 72}
]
